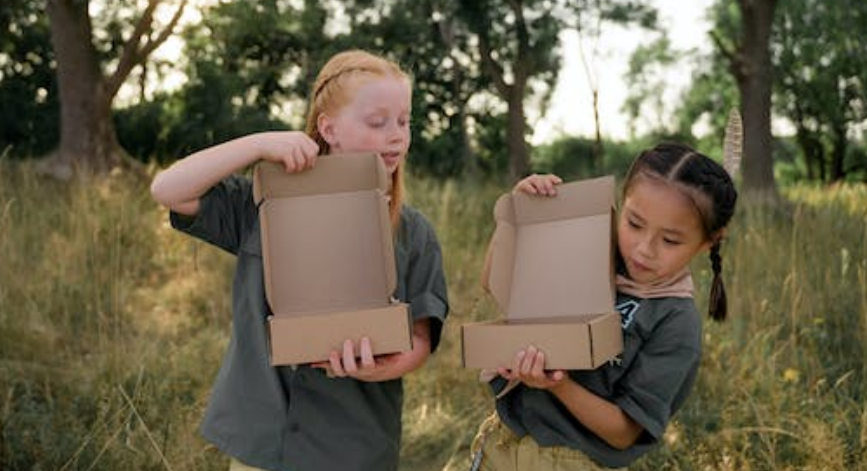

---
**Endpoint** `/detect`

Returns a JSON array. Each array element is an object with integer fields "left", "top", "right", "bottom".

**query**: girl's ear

[{"left": 317, "top": 113, "right": 337, "bottom": 146}]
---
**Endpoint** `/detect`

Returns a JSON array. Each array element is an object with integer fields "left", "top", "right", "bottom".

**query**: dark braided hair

[{"left": 622, "top": 143, "right": 738, "bottom": 321}]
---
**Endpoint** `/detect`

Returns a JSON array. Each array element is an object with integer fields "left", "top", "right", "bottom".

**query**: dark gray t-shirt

[
  {"left": 170, "top": 175, "right": 449, "bottom": 471},
  {"left": 492, "top": 293, "right": 701, "bottom": 468}
]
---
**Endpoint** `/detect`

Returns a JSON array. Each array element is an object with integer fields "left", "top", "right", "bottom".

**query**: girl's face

[
  {"left": 617, "top": 177, "right": 713, "bottom": 284},
  {"left": 317, "top": 76, "right": 412, "bottom": 174}
]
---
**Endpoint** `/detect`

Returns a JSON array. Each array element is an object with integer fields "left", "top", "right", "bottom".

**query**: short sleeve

[
  {"left": 614, "top": 308, "right": 701, "bottom": 441},
  {"left": 169, "top": 175, "right": 257, "bottom": 255},
  {"left": 400, "top": 208, "right": 449, "bottom": 353}
]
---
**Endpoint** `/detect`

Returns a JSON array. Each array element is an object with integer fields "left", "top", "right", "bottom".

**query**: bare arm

[
  {"left": 498, "top": 347, "right": 643, "bottom": 450},
  {"left": 150, "top": 131, "right": 319, "bottom": 215}
]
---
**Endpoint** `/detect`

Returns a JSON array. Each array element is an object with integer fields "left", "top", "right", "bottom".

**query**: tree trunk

[
  {"left": 591, "top": 89, "right": 603, "bottom": 162},
  {"left": 737, "top": 0, "right": 778, "bottom": 199},
  {"left": 507, "top": 87, "right": 531, "bottom": 181},
  {"left": 829, "top": 122, "right": 847, "bottom": 182},
  {"left": 45, "top": 0, "right": 125, "bottom": 179}
]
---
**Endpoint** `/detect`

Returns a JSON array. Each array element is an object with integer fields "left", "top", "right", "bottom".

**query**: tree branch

[
  {"left": 477, "top": 25, "right": 510, "bottom": 97},
  {"left": 105, "top": 0, "right": 187, "bottom": 100}
]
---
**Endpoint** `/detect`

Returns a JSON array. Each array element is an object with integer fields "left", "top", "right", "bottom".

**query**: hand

[
  {"left": 312, "top": 337, "right": 405, "bottom": 382},
  {"left": 253, "top": 131, "right": 320, "bottom": 173},
  {"left": 497, "top": 346, "right": 567, "bottom": 390},
  {"left": 514, "top": 174, "right": 563, "bottom": 196}
]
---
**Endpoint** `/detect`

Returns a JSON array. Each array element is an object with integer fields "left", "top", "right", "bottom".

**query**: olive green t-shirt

[
  {"left": 170, "top": 175, "right": 449, "bottom": 471},
  {"left": 492, "top": 293, "right": 701, "bottom": 468}
]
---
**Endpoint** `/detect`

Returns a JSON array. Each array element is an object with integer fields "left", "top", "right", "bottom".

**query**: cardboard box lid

[
  {"left": 253, "top": 153, "right": 398, "bottom": 315},
  {"left": 483, "top": 175, "right": 616, "bottom": 321}
]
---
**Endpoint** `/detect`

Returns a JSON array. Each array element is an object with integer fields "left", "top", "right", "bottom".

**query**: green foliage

[
  {"left": 774, "top": 0, "right": 867, "bottom": 182},
  {"left": 0, "top": 0, "right": 58, "bottom": 158},
  {"left": 531, "top": 136, "right": 641, "bottom": 180}
]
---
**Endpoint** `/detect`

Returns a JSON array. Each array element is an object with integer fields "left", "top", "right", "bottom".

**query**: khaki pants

[
  {"left": 470, "top": 414, "right": 624, "bottom": 471},
  {"left": 229, "top": 458, "right": 268, "bottom": 471}
]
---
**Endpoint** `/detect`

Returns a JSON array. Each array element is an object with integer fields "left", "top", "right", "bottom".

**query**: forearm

[
  {"left": 377, "top": 318, "right": 432, "bottom": 381},
  {"left": 549, "top": 378, "right": 643, "bottom": 450},
  {"left": 150, "top": 134, "right": 264, "bottom": 213}
]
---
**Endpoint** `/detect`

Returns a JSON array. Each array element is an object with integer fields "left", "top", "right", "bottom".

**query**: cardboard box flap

[
  {"left": 253, "top": 152, "right": 390, "bottom": 204},
  {"left": 484, "top": 175, "right": 616, "bottom": 321},
  {"left": 510, "top": 175, "right": 615, "bottom": 225},
  {"left": 483, "top": 194, "right": 516, "bottom": 315},
  {"left": 253, "top": 153, "right": 398, "bottom": 315}
]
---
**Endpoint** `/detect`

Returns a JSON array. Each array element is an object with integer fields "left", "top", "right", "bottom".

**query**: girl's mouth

[{"left": 381, "top": 152, "right": 401, "bottom": 167}]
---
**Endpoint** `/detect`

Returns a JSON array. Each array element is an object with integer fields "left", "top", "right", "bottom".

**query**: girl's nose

[
  {"left": 388, "top": 122, "right": 405, "bottom": 141},
  {"left": 636, "top": 237, "right": 655, "bottom": 259}
]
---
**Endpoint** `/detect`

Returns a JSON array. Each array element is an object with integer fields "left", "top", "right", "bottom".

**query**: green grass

[{"left": 1, "top": 161, "right": 866, "bottom": 470}]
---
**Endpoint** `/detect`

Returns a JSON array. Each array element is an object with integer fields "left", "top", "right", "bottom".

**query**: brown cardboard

[
  {"left": 461, "top": 175, "right": 624, "bottom": 370},
  {"left": 253, "top": 153, "right": 412, "bottom": 365}
]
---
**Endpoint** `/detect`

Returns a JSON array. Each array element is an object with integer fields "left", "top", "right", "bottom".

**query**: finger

[
  {"left": 511, "top": 350, "right": 526, "bottom": 375},
  {"left": 292, "top": 152, "right": 307, "bottom": 173},
  {"left": 329, "top": 350, "right": 346, "bottom": 377},
  {"left": 520, "top": 347, "right": 536, "bottom": 375},
  {"left": 531, "top": 351, "right": 547, "bottom": 377},
  {"left": 342, "top": 339, "right": 358, "bottom": 374},
  {"left": 283, "top": 156, "right": 296, "bottom": 174},
  {"left": 516, "top": 181, "right": 537, "bottom": 195},
  {"left": 302, "top": 137, "right": 320, "bottom": 157},
  {"left": 546, "top": 176, "right": 563, "bottom": 195},
  {"left": 359, "top": 337, "right": 375, "bottom": 368},
  {"left": 302, "top": 152, "right": 317, "bottom": 170}
]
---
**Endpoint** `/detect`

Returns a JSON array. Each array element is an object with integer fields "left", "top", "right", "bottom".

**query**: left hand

[
  {"left": 313, "top": 337, "right": 403, "bottom": 382},
  {"left": 497, "top": 345, "right": 567, "bottom": 390},
  {"left": 312, "top": 319, "right": 432, "bottom": 382}
]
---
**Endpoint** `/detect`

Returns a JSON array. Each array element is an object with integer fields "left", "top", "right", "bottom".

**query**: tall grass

[{"left": 1, "top": 162, "right": 866, "bottom": 470}]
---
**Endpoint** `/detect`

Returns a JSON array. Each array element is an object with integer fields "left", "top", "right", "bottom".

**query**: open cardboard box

[
  {"left": 253, "top": 153, "right": 412, "bottom": 365},
  {"left": 462, "top": 175, "right": 624, "bottom": 370}
]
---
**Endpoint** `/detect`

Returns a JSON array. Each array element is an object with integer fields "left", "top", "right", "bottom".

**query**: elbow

[
  {"left": 608, "top": 435, "right": 638, "bottom": 451},
  {"left": 150, "top": 172, "right": 169, "bottom": 206},
  {"left": 150, "top": 171, "right": 181, "bottom": 209},
  {"left": 606, "top": 419, "right": 643, "bottom": 450}
]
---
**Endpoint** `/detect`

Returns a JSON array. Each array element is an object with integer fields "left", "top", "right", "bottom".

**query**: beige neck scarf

[{"left": 616, "top": 268, "right": 694, "bottom": 299}]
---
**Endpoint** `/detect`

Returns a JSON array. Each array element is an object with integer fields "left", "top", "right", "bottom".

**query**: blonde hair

[{"left": 305, "top": 49, "right": 410, "bottom": 231}]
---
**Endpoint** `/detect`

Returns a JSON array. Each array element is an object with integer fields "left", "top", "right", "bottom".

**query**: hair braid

[{"left": 708, "top": 241, "right": 727, "bottom": 321}]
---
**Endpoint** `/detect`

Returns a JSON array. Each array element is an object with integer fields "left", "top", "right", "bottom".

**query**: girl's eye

[
  {"left": 367, "top": 119, "right": 386, "bottom": 128},
  {"left": 663, "top": 238, "right": 682, "bottom": 246},
  {"left": 627, "top": 219, "right": 642, "bottom": 229}
]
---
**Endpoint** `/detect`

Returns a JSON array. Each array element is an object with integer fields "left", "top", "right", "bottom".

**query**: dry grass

[{"left": 1, "top": 162, "right": 866, "bottom": 470}]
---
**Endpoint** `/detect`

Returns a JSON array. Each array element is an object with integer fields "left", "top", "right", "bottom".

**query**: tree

[
  {"left": 42, "top": 0, "right": 186, "bottom": 178},
  {"left": 775, "top": 0, "right": 867, "bottom": 182},
  {"left": 456, "top": 0, "right": 561, "bottom": 181},
  {"left": 338, "top": 0, "right": 487, "bottom": 177},
  {"left": 567, "top": 0, "right": 657, "bottom": 161},
  {"left": 710, "top": 0, "right": 778, "bottom": 198},
  {"left": 0, "top": 0, "right": 58, "bottom": 159}
]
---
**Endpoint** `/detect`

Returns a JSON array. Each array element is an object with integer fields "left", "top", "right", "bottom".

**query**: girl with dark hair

[{"left": 470, "top": 142, "right": 737, "bottom": 470}]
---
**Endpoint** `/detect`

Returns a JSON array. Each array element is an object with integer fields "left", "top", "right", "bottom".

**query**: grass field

[{"left": 1, "top": 161, "right": 866, "bottom": 470}]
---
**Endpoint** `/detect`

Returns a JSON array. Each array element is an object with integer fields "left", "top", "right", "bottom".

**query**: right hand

[
  {"left": 254, "top": 131, "right": 320, "bottom": 173},
  {"left": 514, "top": 173, "right": 563, "bottom": 196}
]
